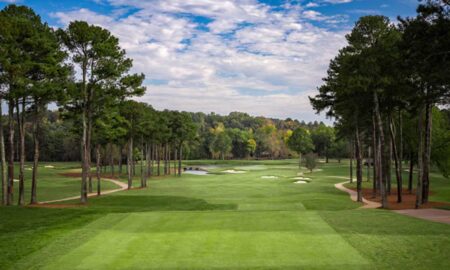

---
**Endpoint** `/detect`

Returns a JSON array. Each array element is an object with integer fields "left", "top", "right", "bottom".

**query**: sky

[{"left": 0, "top": 0, "right": 419, "bottom": 123}]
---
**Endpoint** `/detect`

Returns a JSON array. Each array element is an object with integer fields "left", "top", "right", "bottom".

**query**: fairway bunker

[
  {"left": 261, "top": 176, "right": 279, "bottom": 179},
  {"left": 184, "top": 170, "right": 209, "bottom": 175},
  {"left": 294, "top": 180, "right": 308, "bottom": 184},
  {"left": 222, "top": 170, "right": 246, "bottom": 174},
  {"left": 292, "top": 177, "right": 311, "bottom": 180}
]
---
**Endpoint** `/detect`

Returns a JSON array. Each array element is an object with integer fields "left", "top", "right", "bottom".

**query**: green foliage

[
  {"left": 287, "top": 127, "right": 313, "bottom": 155},
  {"left": 311, "top": 124, "right": 335, "bottom": 159}
]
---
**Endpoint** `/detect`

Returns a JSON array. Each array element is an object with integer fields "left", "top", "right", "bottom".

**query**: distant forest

[{"left": 10, "top": 109, "right": 343, "bottom": 162}]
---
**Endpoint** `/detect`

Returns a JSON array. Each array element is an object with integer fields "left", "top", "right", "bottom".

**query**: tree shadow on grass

[{"left": 88, "top": 195, "right": 237, "bottom": 213}]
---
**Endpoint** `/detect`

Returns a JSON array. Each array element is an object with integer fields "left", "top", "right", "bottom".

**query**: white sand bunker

[
  {"left": 261, "top": 176, "right": 279, "bottom": 179},
  {"left": 44, "top": 165, "right": 55, "bottom": 168},
  {"left": 294, "top": 180, "right": 308, "bottom": 184},
  {"left": 292, "top": 177, "right": 311, "bottom": 180},
  {"left": 223, "top": 170, "right": 246, "bottom": 174}
]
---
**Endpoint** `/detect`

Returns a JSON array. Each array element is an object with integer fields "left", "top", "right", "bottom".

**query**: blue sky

[{"left": 0, "top": 0, "right": 419, "bottom": 122}]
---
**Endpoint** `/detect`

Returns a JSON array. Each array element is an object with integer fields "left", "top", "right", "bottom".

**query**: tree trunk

[
  {"left": 174, "top": 148, "right": 178, "bottom": 175},
  {"left": 355, "top": 127, "right": 363, "bottom": 203},
  {"left": 127, "top": 137, "right": 133, "bottom": 189},
  {"left": 398, "top": 109, "right": 403, "bottom": 185},
  {"left": 408, "top": 153, "right": 414, "bottom": 194},
  {"left": 415, "top": 106, "right": 424, "bottom": 208},
  {"left": 372, "top": 114, "right": 377, "bottom": 198},
  {"left": 96, "top": 144, "right": 101, "bottom": 196},
  {"left": 298, "top": 153, "right": 302, "bottom": 169},
  {"left": 140, "top": 140, "right": 145, "bottom": 188},
  {"left": 16, "top": 99, "right": 25, "bottom": 206},
  {"left": 109, "top": 143, "right": 114, "bottom": 177},
  {"left": 118, "top": 147, "right": 122, "bottom": 175},
  {"left": 389, "top": 115, "right": 402, "bottom": 203},
  {"left": 80, "top": 62, "right": 88, "bottom": 204},
  {"left": 157, "top": 144, "right": 161, "bottom": 176},
  {"left": 31, "top": 102, "right": 41, "bottom": 204},
  {"left": 7, "top": 98, "right": 14, "bottom": 205},
  {"left": 422, "top": 102, "right": 432, "bottom": 204},
  {"left": 374, "top": 91, "right": 388, "bottom": 208},
  {"left": 178, "top": 145, "right": 182, "bottom": 176},
  {"left": 367, "top": 147, "right": 371, "bottom": 182},
  {"left": 349, "top": 142, "right": 353, "bottom": 184},
  {"left": 386, "top": 134, "right": 392, "bottom": 195},
  {"left": 0, "top": 99, "right": 7, "bottom": 205}
]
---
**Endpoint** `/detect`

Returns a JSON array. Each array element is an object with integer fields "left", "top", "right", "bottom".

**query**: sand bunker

[
  {"left": 44, "top": 165, "right": 55, "bottom": 168},
  {"left": 292, "top": 177, "right": 311, "bottom": 180},
  {"left": 223, "top": 170, "right": 246, "bottom": 174},
  {"left": 261, "top": 176, "right": 279, "bottom": 179},
  {"left": 184, "top": 170, "right": 209, "bottom": 175},
  {"left": 294, "top": 180, "right": 308, "bottom": 184}
]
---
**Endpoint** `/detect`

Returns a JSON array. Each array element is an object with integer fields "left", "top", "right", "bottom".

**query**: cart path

[
  {"left": 393, "top": 209, "right": 450, "bottom": 224},
  {"left": 335, "top": 181, "right": 450, "bottom": 225},
  {"left": 39, "top": 178, "right": 128, "bottom": 204},
  {"left": 335, "top": 181, "right": 381, "bottom": 209}
]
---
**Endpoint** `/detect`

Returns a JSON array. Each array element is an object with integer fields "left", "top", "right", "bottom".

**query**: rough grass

[{"left": 1, "top": 160, "right": 449, "bottom": 270}]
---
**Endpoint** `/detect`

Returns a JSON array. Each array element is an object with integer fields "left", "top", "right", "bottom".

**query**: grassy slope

[{"left": 0, "top": 160, "right": 449, "bottom": 270}]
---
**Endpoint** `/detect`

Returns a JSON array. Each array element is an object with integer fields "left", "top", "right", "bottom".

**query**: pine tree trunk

[
  {"left": 16, "top": 99, "right": 25, "bottom": 206},
  {"left": 174, "top": 148, "right": 177, "bottom": 175},
  {"left": 140, "top": 140, "right": 144, "bottom": 188},
  {"left": 109, "top": 143, "right": 114, "bottom": 177},
  {"left": 80, "top": 63, "right": 88, "bottom": 203},
  {"left": 372, "top": 114, "right": 377, "bottom": 198},
  {"left": 374, "top": 91, "right": 388, "bottom": 208},
  {"left": 96, "top": 144, "right": 101, "bottom": 196},
  {"left": 367, "top": 147, "right": 371, "bottom": 182},
  {"left": 178, "top": 145, "right": 182, "bottom": 176},
  {"left": 422, "top": 102, "right": 432, "bottom": 204},
  {"left": 389, "top": 115, "right": 402, "bottom": 203},
  {"left": 127, "top": 137, "right": 133, "bottom": 189},
  {"left": 168, "top": 145, "right": 171, "bottom": 175},
  {"left": 355, "top": 127, "right": 363, "bottom": 203},
  {"left": 0, "top": 99, "right": 7, "bottom": 205},
  {"left": 386, "top": 135, "right": 392, "bottom": 195},
  {"left": 31, "top": 103, "right": 41, "bottom": 204},
  {"left": 408, "top": 153, "right": 414, "bottom": 194},
  {"left": 398, "top": 110, "right": 403, "bottom": 183},
  {"left": 415, "top": 106, "right": 424, "bottom": 208},
  {"left": 157, "top": 144, "right": 161, "bottom": 176},
  {"left": 7, "top": 98, "right": 14, "bottom": 205},
  {"left": 118, "top": 147, "right": 122, "bottom": 175},
  {"left": 349, "top": 142, "right": 353, "bottom": 184}
]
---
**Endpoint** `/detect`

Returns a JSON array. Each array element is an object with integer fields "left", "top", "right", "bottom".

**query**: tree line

[{"left": 310, "top": 0, "right": 450, "bottom": 208}]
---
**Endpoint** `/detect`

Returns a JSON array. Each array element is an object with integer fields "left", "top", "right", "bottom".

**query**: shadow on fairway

[{"left": 89, "top": 195, "right": 237, "bottom": 212}]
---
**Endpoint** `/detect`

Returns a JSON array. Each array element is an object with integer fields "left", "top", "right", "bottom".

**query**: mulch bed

[{"left": 349, "top": 187, "right": 450, "bottom": 210}]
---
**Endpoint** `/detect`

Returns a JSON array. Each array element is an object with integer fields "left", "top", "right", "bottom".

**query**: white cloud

[{"left": 52, "top": 0, "right": 347, "bottom": 122}]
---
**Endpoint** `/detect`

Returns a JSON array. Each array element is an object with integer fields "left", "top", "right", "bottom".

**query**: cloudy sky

[{"left": 1, "top": 0, "right": 419, "bottom": 122}]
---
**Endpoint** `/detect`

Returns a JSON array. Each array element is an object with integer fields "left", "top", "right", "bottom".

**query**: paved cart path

[
  {"left": 335, "top": 181, "right": 450, "bottom": 225},
  {"left": 39, "top": 178, "right": 128, "bottom": 204}
]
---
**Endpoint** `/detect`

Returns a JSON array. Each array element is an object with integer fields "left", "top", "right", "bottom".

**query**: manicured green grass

[
  {"left": 1, "top": 160, "right": 449, "bottom": 269},
  {"left": 8, "top": 162, "right": 120, "bottom": 204}
]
